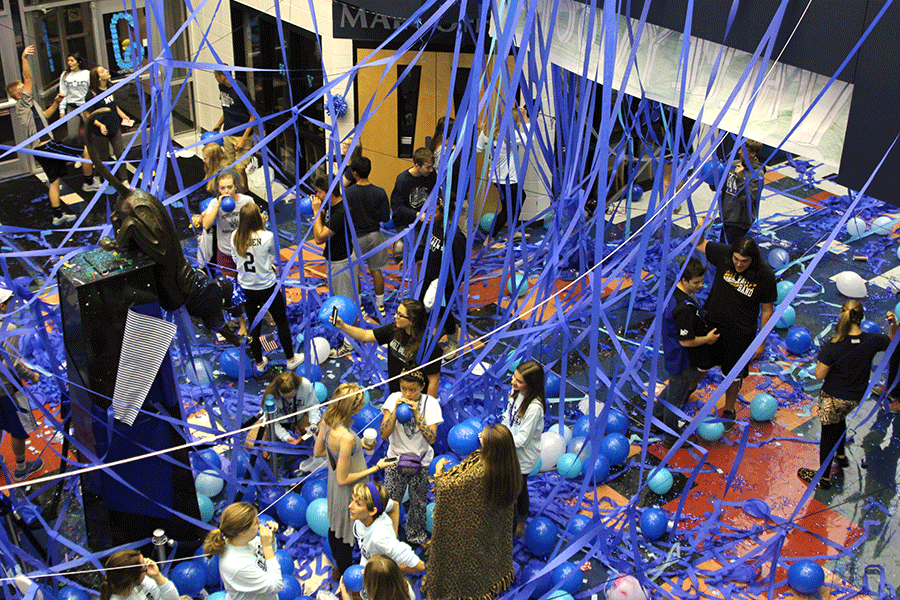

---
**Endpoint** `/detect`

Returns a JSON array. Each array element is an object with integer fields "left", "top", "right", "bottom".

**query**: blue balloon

[
  {"left": 201, "top": 130, "right": 222, "bottom": 145},
  {"left": 697, "top": 418, "right": 725, "bottom": 442},
  {"left": 462, "top": 417, "right": 484, "bottom": 431},
  {"left": 343, "top": 565, "right": 365, "bottom": 592},
  {"left": 258, "top": 487, "right": 282, "bottom": 512},
  {"left": 606, "top": 409, "right": 629, "bottom": 435},
  {"left": 479, "top": 212, "right": 495, "bottom": 232},
  {"left": 426, "top": 501, "right": 435, "bottom": 532},
  {"left": 298, "top": 195, "right": 314, "bottom": 219},
  {"left": 640, "top": 508, "right": 668, "bottom": 540},
  {"left": 786, "top": 328, "right": 811, "bottom": 355},
  {"left": 169, "top": 561, "right": 206, "bottom": 597},
  {"left": 556, "top": 453, "right": 582, "bottom": 479},
  {"left": 195, "top": 470, "right": 224, "bottom": 497},
  {"left": 220, "top": 348, "right": 253, "bottom": 379},
  {"left": 860, "top": 319, "right": 880, "bottom": 333},
  {"left": 567, "top": 436, "right": 591, "bottom": 459},
  {"left": 788, "top": 560, "right": 825, "bottom": 595},
  {"left": 547, "top": 592, "right": 574, "bottom": 600},
  {"left": 58, "top": 588, "right": 89, "bottom": 600},
  {"left": 776, "top": 305, "right": 796, "bottom": 329},
  {"left": 507, "top": 274, "right": 529, "bottom": 297},
  {"left": 552, "top": 563, "right": 582, "bottom": 593},
  {"left": 590, "top": 453, "right": 610, "bottom": 483},
  {"left": 259, "top": 513, "right": 276, "bottom": 527},
  {"left": 521, "top": 563, "right": 553, "bottom": 598},
  {"left": 546, "top": 372, "right": 561, "bottom": 398},
  {"left": 319, "top": 295, "right": 358, "bottom": 329},
  {"left": 768, "top": 248, "right": 790, "bottom": 270},
  {"left": 276, "top": 492, "right": 308, "bottom": 528},
  {"left": 233, "top": 451, "right": 250, "bottom": 479},
  {"left": 395, "top": 403, "right": 414, "bottom": 424},
  {"left": 528, "top": 456, "right": 543, "bottom": 477},
  {"left": 197, "top": 494, "right": 214, "bottom": 522},
  {"left": 600, "top": 433, "right": 630, "bottom": 466},
  {"left": 197, "top": 448, "right": 222, "bottom": 471},
  {"left": 208, "top": 591, "right": 227, "bottom": 600},
  {"left": 220, "top": 196, "right": 236, "bottom": 212},
  {"left": 352, "top": 404, "right": 382, "bottom": 433},
  {"left": 306, "top": 498, "right": 329, "bottom": 536},
  {"left": 314, "top": 381, "right": 327, "bottom": 402},
  {"left": 275, "top": 550, "right": 295, "bottom": 578},
  {"left": 567, "top": 514, "right": 591, "bottom": 539},
  {"left": 193, "top": 549, "right": 220, "bottom": 588},
  {"left": 524, "top": 516, "right": 558, "bottom": 557},
  {"left": 777, "top": 280, "right": 794, "bottom": 303},
  {"left": 301, "top": 363, "right": 322, "bottom": 383},
  {"left": 185, "top": 356, "right": 214, "bottom": 385},
  {"left": 648, "top": 467, "right": 673, "bottom": 495},
  {"left": 750, "top": 393, "right": 778, "bottom": 422},
  {"left": 573, "top": 415, "right": 591, "bottom": 439},
  {"left": 301, "top": 478, "right": 327, "bottom": 503},
  {"left": 429, "top": 454, "right": 460, "bottom": 476},
  {"left": 448, "top": 423, "right": 480, "bottom": 456},
  {"left": 278, "top": 575, "right": 300, "bottom": 600},
  {"left": 200, "top": 197, "right": 215, "bottom": 213}
]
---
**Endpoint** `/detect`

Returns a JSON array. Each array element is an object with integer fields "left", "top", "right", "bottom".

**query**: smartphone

[
  {"left": 330, "top": 305, "right": 339, "bottom": 326},
  {"left": 382, "top": 456, "right": 399, "bottom": 464}
]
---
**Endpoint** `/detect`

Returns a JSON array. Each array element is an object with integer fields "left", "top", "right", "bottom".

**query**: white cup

[{"left": 363, "top": 428, "right": 377, "bottom": 452}]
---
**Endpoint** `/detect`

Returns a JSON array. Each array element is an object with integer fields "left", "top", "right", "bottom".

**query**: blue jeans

[{"left": 657, "top": 367, "right": 698, "bottom": 441}]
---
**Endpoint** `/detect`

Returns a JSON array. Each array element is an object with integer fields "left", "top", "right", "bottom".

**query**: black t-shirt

[
  {"left": 672, "top": 287, "right": 712, "bottom": 370},
  {"left": 390, "top": 170, "right": 437, "bottom": 230},
  {"left": 85, "top": 89, "right": 121, "bottom": 137},
  {"left": 345, "top": 183, "right": 390, "bottom": 236},
  {"left": 417, "top": 221, "right": 467, "bottom": 307},
  {"left": 818, "top": 332, "right": 890, "bottom": 402},
  {"left": 325, "top": 200, "right": 351, "bottom": 262},
  {"left": 704, "top": 242, "right": 777, "bottom": 332},
  {"left": 373, "top": 324, "right": 442, "bottom": 393},
  {"left": 219, "top": 81, "right": 253, "bottom": 131}
]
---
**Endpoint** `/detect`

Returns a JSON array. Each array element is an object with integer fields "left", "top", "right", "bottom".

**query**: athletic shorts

[
  {"left": 0, "top": 392, "right": 38, "bottom": 440},
  {"left": 352, "top": 231, "right": 389, "bottom": 271},
  {"left": 707, "top": 324, "right": 757, "bottom": 380},
  {"left": 34, "top": 139, "right": 83, "bottom": 182}
]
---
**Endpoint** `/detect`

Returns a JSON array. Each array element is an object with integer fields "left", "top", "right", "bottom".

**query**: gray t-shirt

[{"left": 14, "top": 92, "right": 49, "bottom": 150}]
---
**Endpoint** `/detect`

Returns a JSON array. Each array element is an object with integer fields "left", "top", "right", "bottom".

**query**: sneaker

[
  {"left": 890, "top": 400, "right": 900, "bottom": 414},
  {"left": 13, "top": 459, "right": 43, "bottom": 482},
  {"left": 82, "top": 180, "right": 101, "bottom": 192},
  {"left": 329, "top": 342, "right": 353, "bottom": 359},
  {"left": 52, "top": 213, "right": 77, "bottom": 226},
  {"left": 255, "top": 356, "right": 269, "bottom": 374},
  {"left": 285, "top": 354, "right": 303, "bottom": 370}
]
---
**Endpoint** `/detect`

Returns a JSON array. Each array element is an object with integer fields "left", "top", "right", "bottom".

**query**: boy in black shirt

[
  {"left": 390, "top": 148, "right": 437, "bottom": 230},
  {"left": 345, "top": 157, "right": 391, "bottom": 315}
]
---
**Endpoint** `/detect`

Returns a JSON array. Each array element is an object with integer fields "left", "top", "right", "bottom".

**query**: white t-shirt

[
  {"left": 381, "top": 392, "right": 443, "bottom": 466},
  {"left": 476, "top": 122, "right": 530, "bottom": 185},
  {"left": 206, "top": 194, "right": 253, "bottom": 256},
  {"left": 219, "top": 538, "right": 283, "bottom": 600},
  {"left": 230, "top": 229, "right": 276, "bottom": 291},
  {"left": 110, "top": 578, "right": 178, "bottom": 600},
  {"left": 270, "top": 377, "right": 320, "bottom": 442},
  {"left": 352, "top": 499, "right": 419, "bottom": 568},
  {"left": 59, "top": 69, "right": 91, "bottom": 114},
  {"left": 506, "top": 393, "right": 544, "bottom": 475}
]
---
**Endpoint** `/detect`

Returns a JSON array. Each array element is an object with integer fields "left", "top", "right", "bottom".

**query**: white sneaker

[
  {"left": 74, "top": 162, "right": 82, "bottom": 169},
  {"left": 255, "top": 356, "right": 269, "bottom": 374},
  {"left": 52, "top": 213, "right": 77, "bottom": 226},
  {"left": 285, "top": 354, "right": 303, "bottom": 370},
  {"left": 82, "top": 180, "right": 101, "bottom": 192}
]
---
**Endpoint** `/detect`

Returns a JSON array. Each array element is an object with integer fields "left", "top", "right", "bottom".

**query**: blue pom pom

[{"left": 326, "top": 94, "right": 348, "bottom": 119}]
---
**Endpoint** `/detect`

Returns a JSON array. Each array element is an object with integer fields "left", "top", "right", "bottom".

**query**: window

[{"left": 396, "top": 65, "right": 421, "bottom": 158}]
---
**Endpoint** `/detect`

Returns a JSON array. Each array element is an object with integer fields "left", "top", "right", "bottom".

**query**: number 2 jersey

[{"left": 230, "top": 229, "right": 276, "bottom": 291}]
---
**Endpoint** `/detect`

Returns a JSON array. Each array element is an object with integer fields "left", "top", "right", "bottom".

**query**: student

[
  {"left": 100, "top": 550, "right": 179, "bottom": 600},
  {"left": 390, "top": 148, "right": 437, "bottom": 231},
  {"left": 798, "top": 303, "right": 898, "bottom": 489},
  {"left": 345, "top": 156, "right": 391, "bottom": 316},
  {"left": 350, "top": 482, "right": 425, "bottom": 573},
  {"left": 201, "top": 171, "right": 255, "bottom": 279},
  {"left": 214, "top": 70, "right": 256, "bottom": 192},
  {"left": 314, "top": 383, "right": 393, "bottom": 580},
  {"left": 424, "top": 422, "right": 520, "bottom": 600},
  {"left": 203, "top": 502, "right": 284, "bottom": 600},
  {"left": 84, "top": 65, "right": 132, "bottom": 182},
  {"left": 340, "top": 555, "right": 414, "bottom": 600},
  {"left": 8, "top": 45, "right": 82, "bottom": 225},
  {"left": 58, "top": 54, "right": 90, "bottom": 141},
  {"left": 657, "top": 258, "right": 718, "bottom": 447},
  {"left": 0, "top": 287, "right": 43, "bottom": 483},
  {"left": 203, "top": 143, "right": 233, "bottom": 194},
  {"left": 380, "top": 369, "right": 443, "bottom": 546},
  {"left": 334, "top": 299, "right": 441, "bottom": 397},
  {"left": 718, "top": 139, "right": 765, "bottom": 243},
  {"left": 504, "top": 360, "right": 545, "bottom": 536},
  {"left": 230, "top": 202, "right": 300, "bottom": 372},
  {"left": 263, "top": 372, "right": 320, "bottom": 440}
]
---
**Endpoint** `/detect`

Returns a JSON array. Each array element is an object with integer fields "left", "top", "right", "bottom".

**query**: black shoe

[
  {"left": 797, "top": 467, "right": 831, "bottom": 489},
  {"left": 721, "top": 409, "right": 736, "bottom": 432},
  {"left": 834, "top": 455, "right": 850, "bottom": 468}
]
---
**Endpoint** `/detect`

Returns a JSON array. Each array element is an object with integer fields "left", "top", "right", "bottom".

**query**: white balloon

[
  {"left": 310, "top": 337, "right": 331, "bottom": 365},
  {"left": 568, "top": 436, "right": 592, "bottom": 460},
  {"left": 471, "top": 361, "right": 490, "bottom": 376},
  {"left": 560, "top": 425, "right": 573, "bottom": 444},
  {"left": 846, "top": 217, "right": 867, "bottom": 237},
  {"left": 540, "top": 431, "right": 566, "bottom": 471},
  {"left": 606, "top": 574, "right": 649, "bottom": 600},
  {"left": 872, "top": 216, "right": 894, "bottom": 235},
  {"left": 835, "top": 271, "right": 867, "bottom": 298}
]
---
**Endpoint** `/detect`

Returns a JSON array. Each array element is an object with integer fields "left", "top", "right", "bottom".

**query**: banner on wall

[{"left": 332, "top": 0, "right": 480, "bottom": 49}]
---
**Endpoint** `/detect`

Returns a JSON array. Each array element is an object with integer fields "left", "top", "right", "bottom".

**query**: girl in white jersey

[
  {"left": 101, "top": 550, "right": 179, "bottom": 600},
  {"left": 505, "top": 360, "right": 545, "bottom": 537},
  {"left": 231, "top": 202, "right": 300, "bottom": 372}
]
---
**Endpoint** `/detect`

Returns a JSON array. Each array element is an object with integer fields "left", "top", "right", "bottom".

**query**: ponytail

[
  {"left": 832, "top": 300, "right": 864, "bottom": 343},
  {"left": 99, "top": 581, "right": 113, "bottom": 600},
  {"left": 203, "top": 528, "right": 227, "bottom": 556}
]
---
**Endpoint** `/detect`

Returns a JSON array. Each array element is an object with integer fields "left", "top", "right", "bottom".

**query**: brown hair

[
  {"left": 322, "top": 382, "right": 365, "bottom": 428},
  {"left": 202, "top": 502, "right": 257, "bottom": 556},
  {"left": 216, "top": 171, "right": 241, "bottom": 194},
  {"left": 203, "top": 144, "right": 227, "bottom": 193},
  {"left": 398, "top": 368, "right": 426, "bottom": 389},
  {"left": 100, "top": 549, "right": 143, "bottom": 600},
  {"left": 481, "top": 424, "right": 521, "bottom": 508},
  {"left": 429, "top": 117, "right": 454, "bottom": 154},
  {"left": 744, "top": 139, "right": 763, "bottom": 156},
  {"left": 513, "top": 360, "right": 546, "bottom": 418},
  {"left": 412, "top": 148, "right": 433, "bottom": 166},
  {"left": 89, "top": 66, "right": 108, "bottom": 93},
  {"left": 394, "top": 299, "right": 427, "bottom": 361},
  {"left": 6, "top": 81, "right": 23, "bottom": 97},
  {"left": 363, "top": 555, "right": 412, "bottom": 600},
  {"left": 264, "top": 372, "right": 302, "bottom": 402},
  {"left": 232, "top": 202, "right": 264, "bottom": 259},
  {"left": 352, "top": 481, "right": 389, "bottom": 517},
  {"left": 832, "top": 299, "right": 864, "bottom": 343}
]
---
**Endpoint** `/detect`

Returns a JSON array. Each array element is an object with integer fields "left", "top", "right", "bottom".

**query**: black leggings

[
  {"left": 243, "top": 285, "right": 293, "bottom": 363},
  {"left": 820, "top": 420, "right": 847, "bottom": 468},
  {"left": 513, "top": 473, "right": 529, "bottom": 531},
  {"left": 328, "top": 529, "right": 354, "bottom": 578}
]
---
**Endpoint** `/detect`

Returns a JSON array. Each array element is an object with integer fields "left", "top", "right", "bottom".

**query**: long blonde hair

[
  {"left": 832, "top": 299, "right": 864, "bottom": 343},
  {"left": 232, "top": 202, "right": 264, "bottom": 259},
  {"left": 203, "top": 144, "right": 227, "bottom": 193},
  {"left": 322, "top": 382, "right": 364, "bottom": 428},
  {"left": 202, "top": 502, "right": 258, "bottom": 556}
]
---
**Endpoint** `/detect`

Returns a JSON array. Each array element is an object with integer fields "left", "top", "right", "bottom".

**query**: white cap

[{"left": 0, "top": 287, "right": 11, "bottom": 304}]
